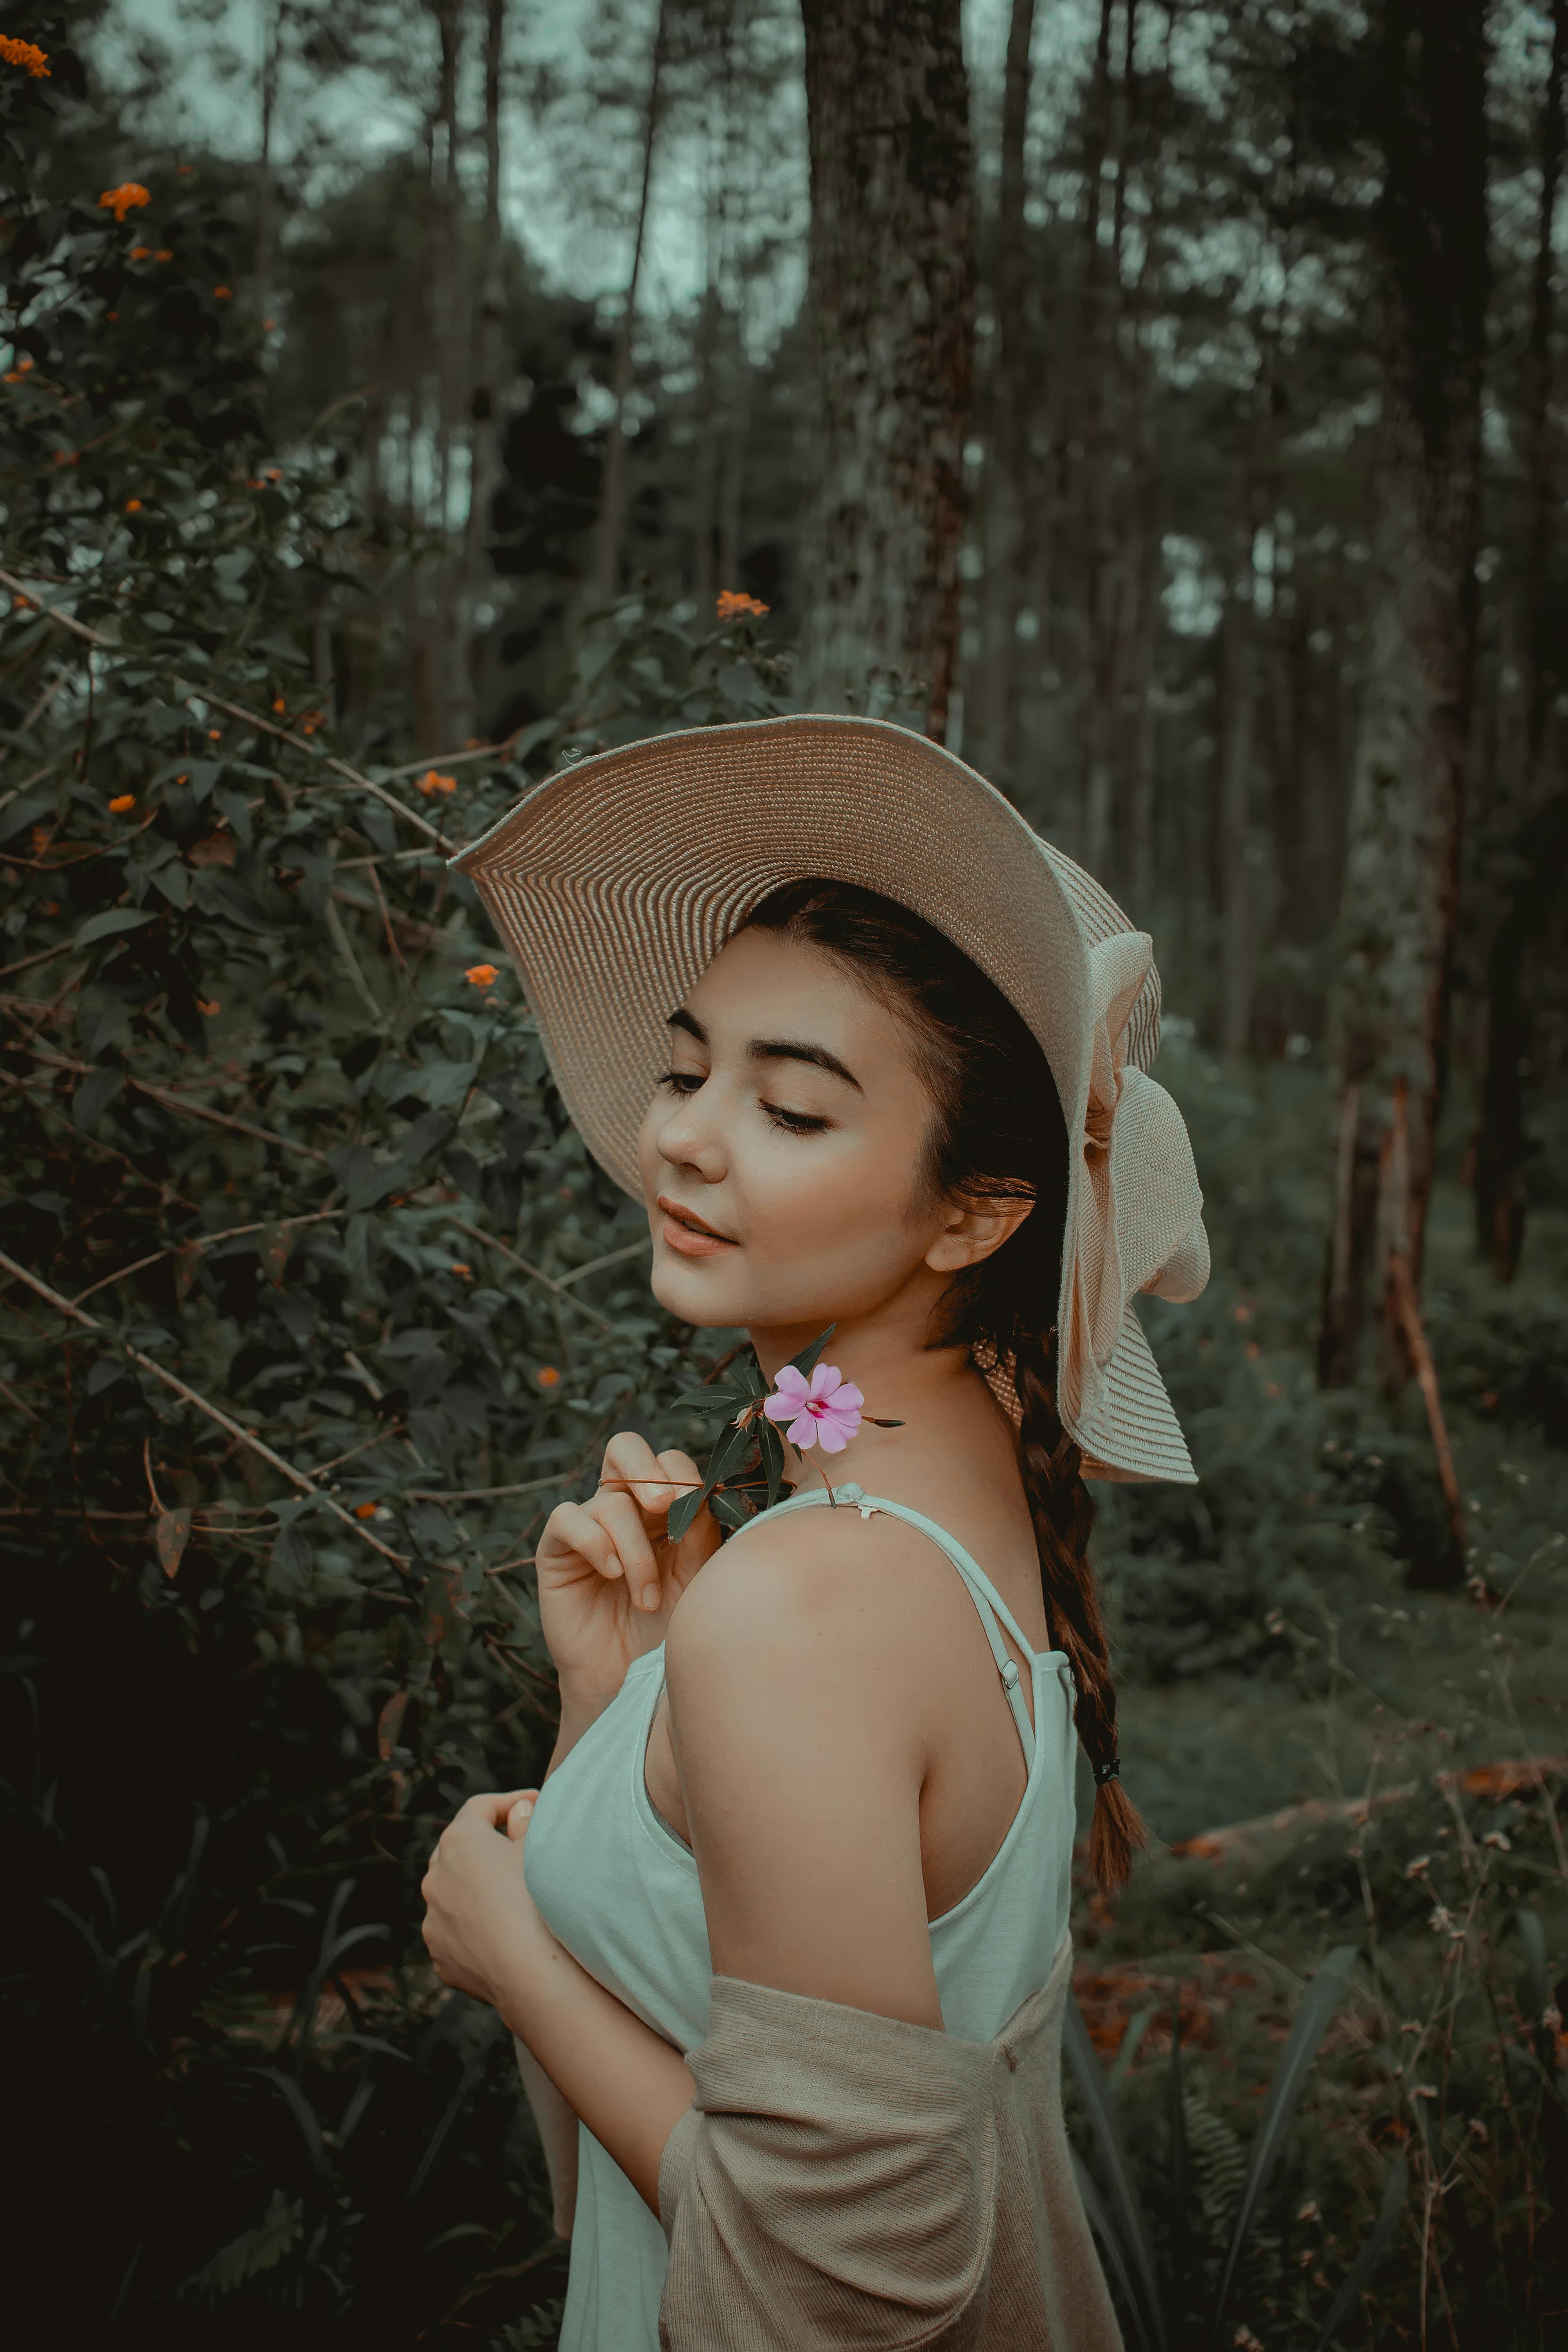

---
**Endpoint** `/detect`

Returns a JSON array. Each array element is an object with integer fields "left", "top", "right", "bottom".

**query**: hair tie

[{"left": 1093, "top": 1757, "right": 1121, "bottom": 1788}]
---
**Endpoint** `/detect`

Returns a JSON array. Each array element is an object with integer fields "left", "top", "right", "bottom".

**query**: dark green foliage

[{"left": 0, "top": 26, "right": 793, "bottom": 2341}]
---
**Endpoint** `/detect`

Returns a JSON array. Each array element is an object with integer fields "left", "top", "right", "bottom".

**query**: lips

[{"left": 657, "top": 1194, "right": 737, "bottom": 1256}]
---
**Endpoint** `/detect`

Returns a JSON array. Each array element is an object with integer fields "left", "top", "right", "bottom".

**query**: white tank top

[{"left": 522, "top": 1476, "right": 1080, "bottom": 2352}]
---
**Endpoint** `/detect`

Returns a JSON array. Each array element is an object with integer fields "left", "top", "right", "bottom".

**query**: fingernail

[{"left": 642, "top": 1586, "right": 659, "bottom": 1610}]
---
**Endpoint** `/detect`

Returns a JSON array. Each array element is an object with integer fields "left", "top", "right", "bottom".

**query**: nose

[{"left": 654, "top": 1085, "right": 727, "bottom": 1181}]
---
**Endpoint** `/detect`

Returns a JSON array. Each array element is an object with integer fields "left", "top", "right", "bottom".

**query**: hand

[
  {"left": 535, "top": 1430, "right": 722, "bottom": 1712},
  {"left": 420, "top": 1787, "right": 550, "bottom": 2009}
]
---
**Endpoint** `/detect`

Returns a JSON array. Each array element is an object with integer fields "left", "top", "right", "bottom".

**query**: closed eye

[{"left": 763, "top": 1102, "right": 828, "bottom": 1137}]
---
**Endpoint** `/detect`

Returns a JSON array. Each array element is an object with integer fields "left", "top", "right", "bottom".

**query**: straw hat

[{"left": 453, "top": 715, "right": 1209, "bottom": 1484}]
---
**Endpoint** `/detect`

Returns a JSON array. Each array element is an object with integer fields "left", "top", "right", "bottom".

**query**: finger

[
  {"left": 469, "top": 1787, "right": 539, "bottom": 1831},
  {"left": 601, "top": 1429, "right": 686, "bottom": 1520},
  {"left": 539, "top": 1501, "right": 625, "bottom": 1582},
  {"left": 506, "top": 1792, "right": 538, "bottom": 1840},
  {"left": 589, "top": 1489, "right": 661, "bottom": 1608}
]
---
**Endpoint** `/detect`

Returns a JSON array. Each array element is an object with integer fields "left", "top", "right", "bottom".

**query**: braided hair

[{"left": 742, "top": 877, "right": 1146, "bottom": 1894}]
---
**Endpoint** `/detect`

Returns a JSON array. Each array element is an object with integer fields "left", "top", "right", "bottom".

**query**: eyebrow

[{"left": 666, "top": 1006, "right": 864, "bottom": 1094}]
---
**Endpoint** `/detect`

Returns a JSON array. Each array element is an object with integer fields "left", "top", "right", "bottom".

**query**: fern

[
  {"left": 1183, "top": 2088, "right": 1246, "bottom": 2251},
  {"left": 178, "top": 2190, "right": 303, "bottom": 2301},
  {"left": 490, "top": 2299, "right": 566, "bottom": 2350}
]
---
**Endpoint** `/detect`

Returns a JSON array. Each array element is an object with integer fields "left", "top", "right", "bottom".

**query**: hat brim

[{"left": 454, "top": 715, "right": 1194, "bottom": 1483}]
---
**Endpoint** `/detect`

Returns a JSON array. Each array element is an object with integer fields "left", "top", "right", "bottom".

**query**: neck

[{"left": 747, "top": 1289, "right": 985, "bottom": 1492}]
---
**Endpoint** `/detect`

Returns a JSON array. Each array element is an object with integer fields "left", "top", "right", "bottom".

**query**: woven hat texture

[{"left": 453, "top": 714, "right": 1209, "bottom": 1484}]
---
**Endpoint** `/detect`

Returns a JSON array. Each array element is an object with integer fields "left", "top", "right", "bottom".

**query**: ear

[{"left": 924, "top": 1192, "right": 1034, "bottom": 1274}]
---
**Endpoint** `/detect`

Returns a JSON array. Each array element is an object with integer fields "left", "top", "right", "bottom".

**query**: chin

[{"left": 649, "top": 1256, "right": 751, "bottom": 1329}]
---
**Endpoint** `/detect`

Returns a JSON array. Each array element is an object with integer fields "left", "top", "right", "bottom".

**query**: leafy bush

[{"left": 0, "top": 25, "right": 792, "bottom": 2338}]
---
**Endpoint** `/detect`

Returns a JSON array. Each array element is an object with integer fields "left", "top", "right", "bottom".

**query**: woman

[{"left": 419, "top": 715, "right": 1209, "bottom": 2351}]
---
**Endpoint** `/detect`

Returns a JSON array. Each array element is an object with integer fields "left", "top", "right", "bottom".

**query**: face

[{"left": 635, "top": 926, "right": 1018, "bottom": 1345}]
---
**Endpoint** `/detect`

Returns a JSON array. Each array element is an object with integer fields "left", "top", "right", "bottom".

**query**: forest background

[{"left": 2, "top": 0, "right": 1566, "bottom": 2346}]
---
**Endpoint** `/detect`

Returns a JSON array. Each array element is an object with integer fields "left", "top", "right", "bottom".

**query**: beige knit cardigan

[{"left": 655, "top": 1934, "right": 1123, "bottom": 2352}]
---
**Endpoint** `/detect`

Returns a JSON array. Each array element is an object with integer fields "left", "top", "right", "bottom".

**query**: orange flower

[
  {"left": 99, "top": 183, "right": 151, "bottom": 225},
  {"left": 354, "top": 1501, "right": 379, "bottom": 1520},
  {"left": 417, "top": 768, "right": 457, "bottom": 797},
  {"left": 536, "top": 1366, "right": 561, "bottom": 1388},
  {"left": 266, "top": 467, "right": 281, "bottom": 481},
  {"left": 465, "top": 963, "right": 498, "bottom": 989},
  {"left": 15, "top": 357, "right": 34, "bottom": 373},
  {"left": 197, "top": 997, "right": 221, "bottom": 1016},
  {"left": 155, "top": 248, "right": 172, "bottom": 262},
  {"left": 263, "top": 317, "right": 277, "bottom": 330},
  {"left": 106, "top": 310, "right": 118, "bottom": 321},
  {"left": 0, "top": 37, "right": 50, "bottom": 78},
  {"left": 449, "top": 1262, "right": 472, "bottom": 1278},
  {"left": 109, "top": 794, "right": 135, "bottom": 813},
  {"left": 213, "top": 284, "right": 233, "bottom": 300},
  {"left": 271, "top": 697, "right": 286, "bottom": 714},
  {"left": 52, "top": 450, "right": 78, "bottom": 467},
  {"left": 125, "top": 497, "right": 142, "bottom": 512},
  {"left": 716, "top": 589, "right": 768, "bottom": 620},
  {"left": 207, "top": 728, "right": 221, "bottom": 741},
  {"left": 129, "top": 245, "right": 151, "bottom": 261}
]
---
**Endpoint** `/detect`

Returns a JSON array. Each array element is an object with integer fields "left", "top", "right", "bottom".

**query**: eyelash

[{"left": 656, "top": 1069, "right": 827, "bottom": 1138}]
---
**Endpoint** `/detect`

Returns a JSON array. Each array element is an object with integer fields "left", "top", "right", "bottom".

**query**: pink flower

[{"left": 763, "top": 1362, "right": 864, "bottom": 1454}]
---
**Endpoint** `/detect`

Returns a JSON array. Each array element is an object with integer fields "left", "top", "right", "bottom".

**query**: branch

[
  {"left": 22, "top": 1043, "right": 330, "bottom": 1164},
  {"left": 68, "top": 1206, "right": 342, "bottom": 1308},
  {"left": 444, "top": 1215, "right": 617, "bottom": 1331},
  {"left": 0, "top": 1248, "right": 412, "bottom": 1575},
  {"left": 0, "top": 568, "right": 453, "bottom": 850}
]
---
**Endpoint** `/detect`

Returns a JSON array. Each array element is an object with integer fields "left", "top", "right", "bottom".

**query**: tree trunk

[
  {"left": 592, "top": 0, "right": 670, "bottom": 606},
  {"left": 254, "top": 0, "right": 282, "bottom": 336},
  {"left": 976, "top": 0, "right": 1037, "bottom": 781},
  {"left": 1318, "top": 0, "right": 1489, "bottom": 1396},
  {"left": 1472, "top": 0, "right": 1566, "bottom": 1279},
  {"left": 445, "top": 0, "right": 508, "bottom": 749},
  {"left": 797, "top": 0, "right": 975, "bottom": 742},
  {"left": 1218, "top": 507, "right": 1258, "bottom": 1071}
]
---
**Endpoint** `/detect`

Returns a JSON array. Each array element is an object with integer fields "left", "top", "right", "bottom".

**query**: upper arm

[{"left": 663, "top": 1526, "right": 943, "bottom": 2031}]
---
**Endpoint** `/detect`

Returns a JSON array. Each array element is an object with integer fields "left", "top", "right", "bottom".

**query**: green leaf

[
  {"left": 1210, "top": 1945, "right": 1359, "bottom": 2348},
  {"left": 75, "top": 905, "right": 158, "bottom": 950},
  {"left": 1309, "top": 2156, "right": 1408, "bottom": 2352},
  {"left": 1069, "top": 2150, "right": 1161, "bottom": 2352},
  {"left": 73, "top": 1066, "right": 124, "bottom": 1132},
  {"left": 785, "top": 1324, "right": 836, "bottom": 1382},
  {"left": 760, "top": 1416, "right": 786, "bottom": 1510},
  {"left": 708, "top": 1488, "right": 755, "bottom": 1531},
  {"left": 1065, "top": 1996, "right": 1167, "bottom": 2352},
  {"left": 178, "top": 2190, "right": 303, "bottom": 2301}
]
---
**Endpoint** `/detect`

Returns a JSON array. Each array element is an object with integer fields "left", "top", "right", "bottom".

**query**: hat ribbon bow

[{"left": 1060, "top": 932, "right": 1209, "bottom": 1448}]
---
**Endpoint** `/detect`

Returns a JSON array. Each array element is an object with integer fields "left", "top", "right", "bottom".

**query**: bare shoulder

[{"left": 665, "top": 1496, "right": 916, "bottom": 1687}]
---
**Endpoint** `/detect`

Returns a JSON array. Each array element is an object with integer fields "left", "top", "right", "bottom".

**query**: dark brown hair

[{"left": 741, "top": 877, "right": 1146, "bottom": 1894}]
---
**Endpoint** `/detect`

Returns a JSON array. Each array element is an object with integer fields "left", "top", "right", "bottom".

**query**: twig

[
  {"left": 375, "top": 733, "right": 523, "bottom": 784},
  {"left": 554, "top": 1236, "right": 653, "bottom": 1288},
  {"left": 23, "top": 1043, "right": 331, "bottom": 1164},
  {"left": 67, "top": 1206, "right": 343, "bottom": 1307},
  {"left": 0, "top": 1067, "right": 198, "bottom": 1209},
  {"left": 0, "top": 568, "right": 452, "bottom": 851},
  {"left": 326, "top": 890, "right": 393, "bottom": 1035},
  {"left": 0, "top": 1249, "right": 412, "bottom": 1574},
  {"left": 404, "top": 1474, "right": 584, "bottom": 1502},
  {"left": 444, "top": 1216, "right": 616, "bottom": 1331},
  {"left": 1387, "top": 1248, "right": 1467, "bottom": 1571},
  {"left": 364, "top": 858, "right": 408, "bottom": 976},
  {"left": 0, "top": 1376, "right": 40, "bottom": 1423},
  {"left": 0, "top": 941, "right": 78, "bottom": 982}
]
